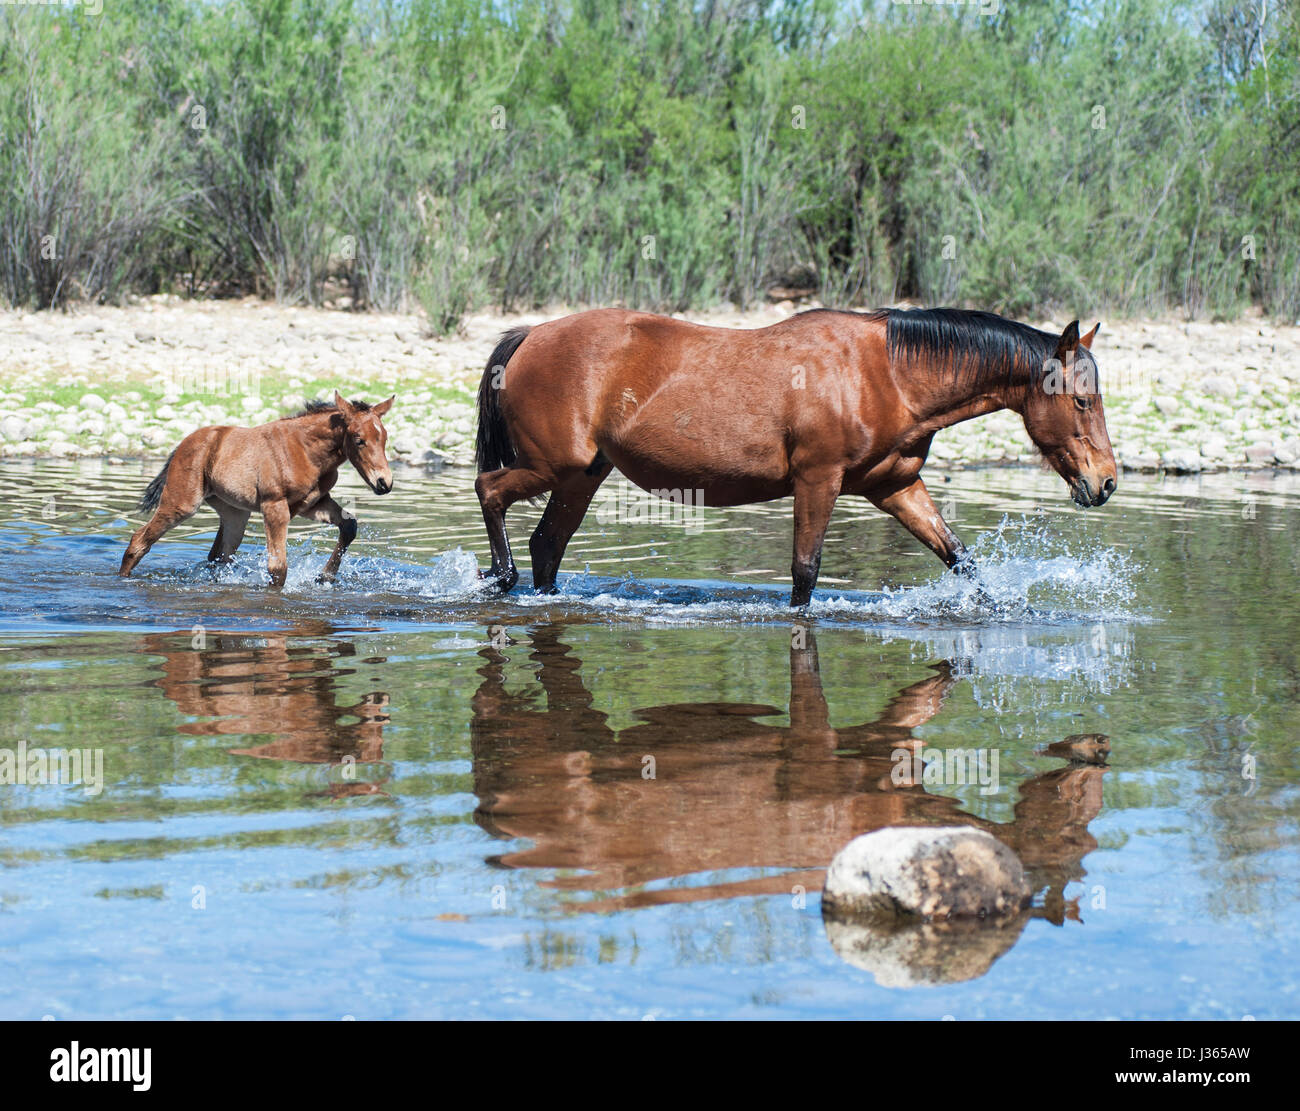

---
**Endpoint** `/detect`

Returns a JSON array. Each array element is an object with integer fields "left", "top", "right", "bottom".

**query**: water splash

[
  {"left": 192, "top": 544, "right": 488, "bottom": 599},
  {"left": 824, "top": 515, "right": 1143, "bottom": 624},
  {"left": 535, "top": 516, "right": 1145, "bottom": 629}
]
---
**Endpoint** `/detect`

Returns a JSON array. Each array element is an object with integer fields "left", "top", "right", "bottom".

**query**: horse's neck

[{"left": 901, "top": 370, "right": 1023, "bottom": 441}]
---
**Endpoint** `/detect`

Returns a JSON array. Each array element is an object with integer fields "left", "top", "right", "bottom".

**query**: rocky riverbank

[{"left": 2, "top": 297, "right": 1297, "bottom": 472}]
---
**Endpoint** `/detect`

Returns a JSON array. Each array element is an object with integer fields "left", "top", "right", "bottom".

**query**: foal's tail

[
  {"left": 475, "top": 325, "right": 531, "bottom": 473},
  {"left": 138, "top": 450, "right": 176, "bottom": 513}
]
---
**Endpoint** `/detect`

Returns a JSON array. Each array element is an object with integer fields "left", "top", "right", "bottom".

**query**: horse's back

[
  {"left": 509, "top": 307, "right": 880, "bottom": 419},
  {"left": 500, "top": 308, "right": 888, "bottom": 499}
]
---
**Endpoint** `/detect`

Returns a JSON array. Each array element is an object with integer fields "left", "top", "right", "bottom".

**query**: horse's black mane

[
  {"left": 801, "top": 307, "right": 1076, "bottom": 387},
  {"left": 288, "top": 397, "right": 373, "bottom": 418}
]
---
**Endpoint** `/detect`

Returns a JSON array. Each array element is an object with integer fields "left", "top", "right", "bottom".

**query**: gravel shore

[{"left": 2, "top": 296, "right": 1297, "bottom": 473}]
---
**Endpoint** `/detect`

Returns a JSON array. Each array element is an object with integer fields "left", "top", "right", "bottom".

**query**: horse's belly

[{"left": 603, "top": 442, "right": 792, "bottom": 507}]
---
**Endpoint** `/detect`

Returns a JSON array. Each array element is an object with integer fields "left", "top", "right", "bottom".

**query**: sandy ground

[{"left": 1, "top": 295, "right": 1298, "bottom": 471}]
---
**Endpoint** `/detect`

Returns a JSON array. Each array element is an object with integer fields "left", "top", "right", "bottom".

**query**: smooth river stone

[{"left": 822, "top": 827, "right": 1030, "bottom": 922}]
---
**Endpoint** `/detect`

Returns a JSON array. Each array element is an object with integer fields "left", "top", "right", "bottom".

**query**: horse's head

[
  {"left": 334, "top": 391, "right": 394, "bottom": 495},
  {"left": 1020, "top": 321, "right": 1117, "bottom": 507}
]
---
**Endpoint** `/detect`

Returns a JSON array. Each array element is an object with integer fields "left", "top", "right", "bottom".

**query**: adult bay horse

[
  {"left": 474, "top": 308, "right": 1116, "bottom": 606},
  {"left": 120, "top": 393, "right": 394, "bottom": 587}
]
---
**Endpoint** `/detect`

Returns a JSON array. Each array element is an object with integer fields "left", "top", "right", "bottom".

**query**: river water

[{"left": 0, "top": 458, "right": 1296, "bottom": 1018}]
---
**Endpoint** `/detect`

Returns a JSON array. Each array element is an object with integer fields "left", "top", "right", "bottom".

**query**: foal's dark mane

[
  {"left": 802, "top": 307, "right": 1069, "bottom": 388},
  {"left": 285, "top": 398, "right": 373, "bottom": 419}
]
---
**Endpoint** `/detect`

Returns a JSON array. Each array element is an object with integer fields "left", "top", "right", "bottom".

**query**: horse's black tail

[
  {"left": 475, "top": 325, "right": 531, "bottom": 473},
  {"left": 138, "top": 450, "right": 175, "bottom": 513}
]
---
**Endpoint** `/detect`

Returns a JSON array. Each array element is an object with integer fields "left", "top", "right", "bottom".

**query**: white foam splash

[
  {"left": 313, "top": 546, "right": 488, "bottom": 598},
  {"left": 192, "top": 543, "right": 489, "bottom": 599},
  {"left": 536, "top": 516, "right": 1145, "bottom": 629},
  {"left": 819, "top": 516, "right": 1142, "bottom": 624}
]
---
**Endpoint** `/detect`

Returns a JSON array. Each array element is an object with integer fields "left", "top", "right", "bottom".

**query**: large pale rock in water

[{"left": 822, "top": 827, "right": 1029, "bottom": 921}]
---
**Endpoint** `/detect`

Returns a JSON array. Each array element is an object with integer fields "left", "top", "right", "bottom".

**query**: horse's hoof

[{"left": 483, "top": 568, "right": 519, "bottom": 593}]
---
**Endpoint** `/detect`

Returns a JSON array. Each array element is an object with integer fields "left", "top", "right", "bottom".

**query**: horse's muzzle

[
  {"left": 1071, "top": 475, "right": 1116, "bottom": 507},
  {"left": 372, "top": 476, "right": 392, "bottom": 495}
]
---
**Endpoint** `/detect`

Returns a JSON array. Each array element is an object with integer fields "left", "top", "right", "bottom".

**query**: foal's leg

[
  {"left": 474, "top": 466, "right": 553, "bottom": 593},
  {"left": 528, "top": 464, "right": 611, "bottom": 593},
  {"left": 299, "top": 496, "right": 357, "bottom": 582},
  {"left": 207, "top": 520, "right": 224, "bottom": 562},
  {"left": 865, "top": 478, "right": 969, "bottom": 570},
  {"left": 261, "top": 499, "right": 292, "bottom": 589},
  {"left": 206, "top": 498, "right": 250, "bottom": 563},
  {"left": 119, "top": 473, "right": 206, "bottom": 577},
  {"left": 789, "top": 471, "right": 842, "bottom": 608}
]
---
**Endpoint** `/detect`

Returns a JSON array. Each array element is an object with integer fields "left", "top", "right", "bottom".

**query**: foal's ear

[
  {"left": 333, "top": 391, "right": 356, "bottom": 418},
  {"left": 1055, "top": 320, "right": 1081, "bottom": 363},
  {"left": 372, "top": 395, "right": 395, "bottom": 418},
  {"left": 1080, "top": 322, "right": 1100, "bottom": 350}
]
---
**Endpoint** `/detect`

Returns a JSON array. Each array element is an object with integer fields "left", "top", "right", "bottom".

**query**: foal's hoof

[{"left": 315, "top": 573, "right": 337, "bottom": 585}]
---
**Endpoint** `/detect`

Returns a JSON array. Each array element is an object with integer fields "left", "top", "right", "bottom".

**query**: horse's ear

[
  {"left": 372, "top": 395, "right": 394, "bottom": 417},
  {"left": 333, "top": 391, "right": 355, "bottom": 417},
  {"left": 1055, "top": 320, "right": 1081, "bottom": 363},
  {"left": 1080, "top": 322, "right": 1100, "bottom": 350}
]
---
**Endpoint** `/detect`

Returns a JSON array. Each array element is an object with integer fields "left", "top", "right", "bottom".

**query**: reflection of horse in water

[
  {"left": 470, "top": 624, "right": 1105, "bottom": 921},
  {"left": 143, "top": 626, "right": 390, "bottom": 798}
]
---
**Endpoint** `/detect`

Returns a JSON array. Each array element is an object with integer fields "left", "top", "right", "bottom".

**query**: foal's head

[
  {"left": 1020, "top": 322, "right": 1117, "bottom": 508},
  {"left": 333, "top": 392, "right": 395, "bottom": 495}
]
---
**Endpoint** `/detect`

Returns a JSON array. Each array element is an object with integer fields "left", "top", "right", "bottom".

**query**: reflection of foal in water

[
  {"left": 470, "top": 624, "right": 1107, "bottom": 917},
  {"left": 120, "top": 393, "right": 394, "bottom": 587},
  {"left": 143, "top": 627, "right": 391, "bottom": 798}
]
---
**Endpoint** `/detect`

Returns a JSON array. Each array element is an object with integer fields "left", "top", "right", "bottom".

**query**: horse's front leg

[
  {"left": 301, "top": 496, "right": 357, "bottom": 583},
  {"left": 789, "top": 471, "right": 842, "bottom": 608},
  {"left": 866, "top": 477, "right": 971, "bottom": 571},
  {"left": 261, "top": 499, "right": 291, "bottom": 589}
]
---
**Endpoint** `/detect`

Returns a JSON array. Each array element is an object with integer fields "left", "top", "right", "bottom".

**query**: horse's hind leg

[
  {"left": 119, "top": 474, "right": 206, "bottom": 577},
  {"left": 529, "top": 463, "right": 611, "bottom": 594},
  {"left": 475, "top": 466, "right": 554, "bottom": 593},
  {"left": 299, "top": 496, "right": 356, "bottom": 582},
  {"left": 206, "top": 498, "right": 250, "bottom": 564}
]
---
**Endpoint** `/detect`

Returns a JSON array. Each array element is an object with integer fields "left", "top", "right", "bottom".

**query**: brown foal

[
  {"left": 120, "top": 392, "right": 394, "bottom": 587},
  {"left": 474, "top": 307, "right": 1117, "bottom": 606}
]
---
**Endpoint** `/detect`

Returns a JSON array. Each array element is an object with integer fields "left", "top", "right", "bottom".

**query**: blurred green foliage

[{"left": 0, "top": 0, "right": 1296, "bottom": 329}]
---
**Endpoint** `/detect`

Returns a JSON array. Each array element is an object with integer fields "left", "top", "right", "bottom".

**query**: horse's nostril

[{"left": 1102, "top": 477, "right": 1116, "bottom": 496}]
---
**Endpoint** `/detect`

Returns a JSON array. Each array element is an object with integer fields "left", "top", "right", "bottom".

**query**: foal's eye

[
  {"left": 1074, "top": 395, "right": 1093, "bottom": 411},
  {"left": 354, "top": 436, "right": 366, "bottom": 447}
]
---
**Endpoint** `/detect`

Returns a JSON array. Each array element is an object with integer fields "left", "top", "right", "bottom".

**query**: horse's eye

[
  {"left": 354, "top": 436, "right": 365, "bottom": 447},
  {"left": 1074, "top": 396, "right": 1092, "bottom": 411}
]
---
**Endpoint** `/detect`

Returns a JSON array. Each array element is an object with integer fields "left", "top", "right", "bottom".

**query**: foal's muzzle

[{"left": 372, "top": 476, "right": 392, "bottom": 495}]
